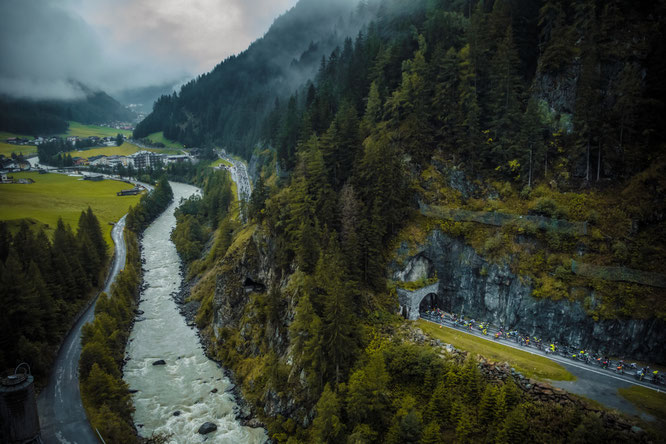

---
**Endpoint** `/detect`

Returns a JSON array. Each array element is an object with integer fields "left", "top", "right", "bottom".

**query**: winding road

[
  {"left": 37, "top": 215, "right": 127, "bottom": 444},
  {"left": 420, "top": 314, "right": 660, "bottom": 420},
  {"left": 215, "top": 149, "right": 251, "bottom": 222}
]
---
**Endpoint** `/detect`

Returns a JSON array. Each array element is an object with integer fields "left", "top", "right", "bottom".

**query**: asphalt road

[
  {"left": 420, "top": 315, "right": 661, "bottom": 420},
  {"left": 37, "top": 215, "right": 127, "bottom": 444},
  {"left": 215, "top": 149, "right": 251, "bottom": 222}
]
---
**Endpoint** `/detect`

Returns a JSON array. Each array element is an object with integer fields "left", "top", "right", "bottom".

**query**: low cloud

[{"left": 0, "top": 0, "right": 301, "bottom": 101}]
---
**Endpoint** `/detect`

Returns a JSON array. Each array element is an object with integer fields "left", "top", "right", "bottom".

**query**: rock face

[
  {"left": 198, "top": 422, "right": 217, "bottom": 434},
  {"left": 391, "top": 230, "right": 666, "bottom": 363}
]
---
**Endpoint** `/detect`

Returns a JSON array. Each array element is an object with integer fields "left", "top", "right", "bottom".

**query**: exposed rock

[
  {"left": 210, "top": 388, "right": 218, "bottom": 393},
  {"left": 198, "top": 422, "right": 217, "bottom": 434},
  {"left": 391, "top": 230, "right": 666, "bottom": 363},
  {"left": 129, "top": 389, "right": 138, "bottom": 394},
  {"left": 152, "top": 359, "right": 166, "bottom": 366},
  {"left": 173, "top": 411, "right": 181, "bottom": 416}
]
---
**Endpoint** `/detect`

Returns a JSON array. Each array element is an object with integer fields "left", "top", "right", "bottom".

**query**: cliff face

[
  {"left": 391, "top": 230, "right": 666, "bottom": 364},
  {"left": 205, "top": 226, "right": 307, "bottom": 424}
]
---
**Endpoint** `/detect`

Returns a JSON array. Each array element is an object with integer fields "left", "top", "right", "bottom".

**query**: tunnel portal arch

[{"left": 396, "top": 282, "right": 440, "bottom": 320}]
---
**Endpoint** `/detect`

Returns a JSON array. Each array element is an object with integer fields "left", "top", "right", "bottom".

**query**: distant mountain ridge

[
  {"left": 0, "top": 84, "right": 135, "bottom": 136},
  {"left": 133, "top": 0, "right": 374, "bottom": 152}
]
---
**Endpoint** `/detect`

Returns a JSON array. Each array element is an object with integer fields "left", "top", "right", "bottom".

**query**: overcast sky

[{"left": 0, "top": 0, "right": 299, "bottom": 100}]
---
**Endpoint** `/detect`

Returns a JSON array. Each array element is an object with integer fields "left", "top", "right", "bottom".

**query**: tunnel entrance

[{"left": 419, "top": 293, "right": 440, "bottom": 312}]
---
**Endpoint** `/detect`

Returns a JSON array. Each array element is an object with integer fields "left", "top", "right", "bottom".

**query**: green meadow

[
  {"left": 66, "top": 142, "right": 142, "bottom": 159},
  {"left": 0, "top": 172, "right": 142, "bottom": 248},
  {"left": 0, "top": 131, "right": 38, "bottom": 157},
  {"left": 0, "top": 142, "right": 37, "bottom": 157},
  {"left": 64, "top": 121, "right": 133, "bottom": 138},
  {"left": 418, "top": 319, "right": 575, "bottom": 381},
  {"left": 144, "top": 131, "right": 184, "bottom": 149}
]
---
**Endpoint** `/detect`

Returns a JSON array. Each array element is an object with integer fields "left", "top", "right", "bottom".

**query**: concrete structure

[
  {"left": 396, "top": 281, "right": 440, "bottom": 320},
  {"left": 128, "top": 150, "right": 164, "bottom": 169}
]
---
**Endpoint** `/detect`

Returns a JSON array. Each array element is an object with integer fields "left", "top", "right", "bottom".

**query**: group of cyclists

[{"left": 421, "top": 308, "right": 663, "bottom": 385}]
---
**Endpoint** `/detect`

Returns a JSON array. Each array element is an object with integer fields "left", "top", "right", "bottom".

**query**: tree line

[
  {"left": 171, "top": 169, "right": 235, "bottom": 267},
  {"left": 0, "top": 208, "right": 107, "bottom": 382},
  {"left": 125, "top": 177, "right": 174, "bottom": 232}
]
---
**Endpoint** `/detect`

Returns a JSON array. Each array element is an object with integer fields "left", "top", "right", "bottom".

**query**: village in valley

[{"left": 0, "top": 121, "right": 198, "bottom": 185}]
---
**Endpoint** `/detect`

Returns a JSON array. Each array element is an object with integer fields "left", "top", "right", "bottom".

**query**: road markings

[{"left": 420, "top": 317, "right": 662, "bottom": 392}]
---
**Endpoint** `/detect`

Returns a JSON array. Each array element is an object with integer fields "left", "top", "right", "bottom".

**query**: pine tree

[
  {"left": 432, "top": 45, "right": 461, "bottom": 153},
  {"left": 361, "top": 81, "right": 382, "bottom": 136},
  {"left": 489, "top": 26, "right": 525, "bottom": 168},
  {"left": 496, "top": 405, "right": 528, "bottom": 444},
  {"left": 0, "top": 221, "right": 11, "bottom": 263},
  {"left": 317, "top": 236, "right": 358, "bottom": 386},
  {"left": 249, "top": 173, "right": 268, "bottom": 220},
  {"left": 426, "top": 380, "right": 452, "bottom": 427},
  {"left": 421, "top": 421, "right": 443, "bottom": 444},
  {"left": 346, "top": 352, "right": 390, "bottom": 430},
  {"left": 457, "top": 44, "right": 482, "bottom": 169},
  {"left": 385, "top": 34, "right": 435, "bottom": 164},
  {"left": 478, "top": 385, "right": 499, "bottom": 426},
  {"left": 321, "top": 101, "right": 360, "bottom": 189},
  {"left": 311, "top": 383, "right": 344, "bottom": 444}
]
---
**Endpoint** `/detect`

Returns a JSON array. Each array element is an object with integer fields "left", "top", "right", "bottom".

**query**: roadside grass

[
  {"left": 66, "top": 142, "right": 142, "bottom": 159},
  {"left": 0, "top": 172, "right": 141, "bottom": 248},
  {"left": 418, "top": 319, "right": 576, "bottom": 382},
  {"left": 619, "top": 386, "right": 666, "bottom": 428},
  {"left": 0, "top": 141, "right": 37, "bottom": 157},
  {"left": 64, "top": 121, "right": 133, "bottom": 138},
  {"left": 145, "top": 131, "right": 184, "bottom": 149},
  {"left": 229, "top": 174, "right": 241, "bottom": 220},
  {"left": 212, "top": 158, "right": 233, "bottom": 168}
]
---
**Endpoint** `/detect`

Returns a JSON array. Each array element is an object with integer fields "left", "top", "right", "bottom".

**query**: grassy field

[
  {"left": 0, "top": 142, "right": 37, "bottom": 157},
  {"left": 64, "top": 122, "right": 133, "bottom": 138},
  {"left": 618, "top": 386, "right": 666, "bottom": 426},
  {"left": 66, "top": 142, "right": 142, "bottom": 159},
  {"left": 417, "top": 319, "right": 575, "bottom": 381},
  {"left": 0, "top": 172, "right": 142, "bottom": 248},
  {"left": 144, "top": 131, "right": 184, "bottom": 149}
]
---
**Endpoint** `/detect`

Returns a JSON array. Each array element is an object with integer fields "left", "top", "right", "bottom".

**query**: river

[{"left": 123, "top": 181, "right": 266, "bottom": 443}]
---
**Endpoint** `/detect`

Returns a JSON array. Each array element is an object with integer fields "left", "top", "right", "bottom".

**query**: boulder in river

[
  {"left": 173, "top": 411, "right": 181, "bottom": 416},
  {"left": 198, "top": 422, "right": 217, "bottom": 434},
  {"left": 152, "top": 359, "right": 166, "bottom": 366}
]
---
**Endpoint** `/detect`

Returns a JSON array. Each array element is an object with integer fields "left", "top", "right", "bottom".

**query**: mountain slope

[
  {"left": 133, "top": 0, "right": 374, "bottom": 154},
  {"left": 0, "top": 87, "right": 135, "bottom": 135}
]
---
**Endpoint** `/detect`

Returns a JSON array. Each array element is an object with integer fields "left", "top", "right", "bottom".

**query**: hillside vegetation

[{"left": 155, "top": 0, "right": 665, "bottom": 441}]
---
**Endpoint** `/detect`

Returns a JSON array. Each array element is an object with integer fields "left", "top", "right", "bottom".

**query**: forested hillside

[
  {"left": 0, "top": 209, "right": 108, "bottom": 384},
  {"left": 133, "top": 0, "right": 375, "bottom": 152},
  {"left": 156, "top": 0, "right": 666, "bottom": 441},
  {"left": 0, "top": 88, "right": 135, "bottom": 135}
]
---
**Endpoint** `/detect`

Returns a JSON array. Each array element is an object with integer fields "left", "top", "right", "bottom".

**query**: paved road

[
  {"left": 37, "top": 215, "right": 127, "bottom": 444},
  {"left": 215, "top": 149, "right": 251, "bottom": 222},
  {"left": 420, "top": 315, "right": 662, "bottom": 419}
]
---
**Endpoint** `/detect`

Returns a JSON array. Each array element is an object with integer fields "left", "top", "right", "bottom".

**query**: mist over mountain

[
  {"left": 0, "top": 0, "right": 189, "bottom": 102},
  {"left": 134, "top": 0, "right": 374, "bottom": 151},
  {"left": 0, "top": 87, "right": 135, "bottom": 136}
]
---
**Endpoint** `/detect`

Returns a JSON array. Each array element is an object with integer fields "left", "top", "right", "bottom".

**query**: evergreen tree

[
  {"left": 346, "top": 352, "right": 390, "bottom": 431},
  {"left": 489, "top": 26, "right": 525, "bottom": 167},
  {"left": 317, "top": 235, "right": 358, "bottom": 386},
  {"left": 311, "top": 383, "right": 344, "bottom": 444}
]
